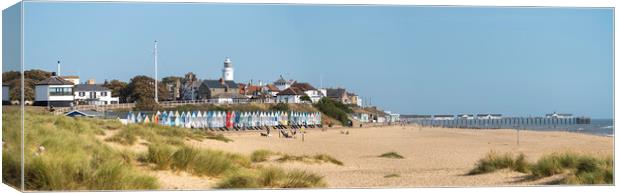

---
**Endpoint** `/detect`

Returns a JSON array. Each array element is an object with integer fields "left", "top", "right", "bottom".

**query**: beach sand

[{"left": 188, "top": 125, "right": 613, "bottom": 188}]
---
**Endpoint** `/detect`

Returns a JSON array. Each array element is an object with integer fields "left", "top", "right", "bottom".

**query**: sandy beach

[{"left": 187, "top": 125, "right": 613, "bottom": 188}]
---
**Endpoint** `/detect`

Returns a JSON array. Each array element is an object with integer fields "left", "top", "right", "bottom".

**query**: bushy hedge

[{"left": 313, "top": 97, "right": 351, "bottom": 125}]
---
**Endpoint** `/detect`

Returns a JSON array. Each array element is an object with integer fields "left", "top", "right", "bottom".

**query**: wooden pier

[{"left": 405, "top": 117, "right": 592, "bottom": 129}]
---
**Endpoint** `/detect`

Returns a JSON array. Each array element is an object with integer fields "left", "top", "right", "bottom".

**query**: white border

[{"left": 1, "top": 1, "right": 617, "bottom": 193}]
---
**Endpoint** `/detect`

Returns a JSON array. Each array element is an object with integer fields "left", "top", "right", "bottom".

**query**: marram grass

[
  {"left": 468, "top": 151, "right": 613, "bottom": 185},
  {"left": 2, "top": 107, "right": 330, "bottom": 190}
]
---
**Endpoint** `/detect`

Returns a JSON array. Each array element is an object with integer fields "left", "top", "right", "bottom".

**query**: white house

[
  {"left": 477, "top": 114, "right": 502, "bottom": 119},
  {"left": 384, "top": 111, "right": 401, "bottom": 123},
  {"left": 74, "top": 83, "right": 119, "bottom": 105},
  {"left": 34, "top": 76, "right": 75, "bottom": 107},
  {"left": 276, "top": 87, "right": 304, "bottom": 103},
  {"left": 2, "top": 83, "right": 9, "bottom": 105},
  {"left": 290, "top": 82, "right": 324, "bottom": 103}
]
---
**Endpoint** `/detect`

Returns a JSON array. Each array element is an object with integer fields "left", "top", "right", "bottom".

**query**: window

[
  {"left": 79, "top": 92, "right": 85, "bottom": 97},
  {"left": 49, "top": 87, "right": 73, "bottom": 96},
  {"left": 101, "top": 92, "right": 107, "bottom": 97}
]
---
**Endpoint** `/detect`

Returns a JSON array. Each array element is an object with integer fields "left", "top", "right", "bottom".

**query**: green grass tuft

[{"left": 251, "top": 149, "right": 274, "bottom": 162}]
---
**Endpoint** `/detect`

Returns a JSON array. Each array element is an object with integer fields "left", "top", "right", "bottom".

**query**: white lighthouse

[{"left": 222, "top": 57, "right": 234, "bottom": 81}]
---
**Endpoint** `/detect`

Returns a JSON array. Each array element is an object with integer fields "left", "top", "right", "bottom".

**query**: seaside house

[
  {"left": 349, "top": 92, "right": 363, "bottom": 106},
  {"left": 545, "top": 112, "right": 573, "bottom": 119},
  {"left": 276, "top": 87, "right": 305, "bottom": 103},
  {"left": 384, "top": 111, "right": 401, "bottom": 123},
  {"left": 477, "top": 114, "right": 502, "bottom": 119},
  {"left": 457, "top": 114, "right": 475, "bottom": 119},
  {"left": 34, "top": 74, "right": 75, "bottom": 107},
  {"left": 433, "top": 115, "right": 455, "bottom": 120},
  {"left": 2, "top": 83, "right": 9, "bottom": 105},
  {"left": 273, "top": 75, "right": 295, "bottom": 91},
  {"left": 181, "top": 80, "right": 201, "bottom": 101},
  {"left": 264, "top": 84, "right": 280, "bottom": 97},
  {"left": 326, "top": 88, "right": 351, "bottom": 104},
  {"left": 165, "top": 79, "right": 182, "bottom": 100},
  {"left": 198, "top": 78, "right": 240, "bottom": 100},
  {"left": 74, "top": 80, "right": 119, "bottom": 105},
  {"left": 290, "top": 82, "right": 325, "bottom": 103},
  {"left": 353, "top": 112, "right": 370, "bottom": 123},
  {"left": 400, "top": 115, "right": 432, "bottom": 122}
]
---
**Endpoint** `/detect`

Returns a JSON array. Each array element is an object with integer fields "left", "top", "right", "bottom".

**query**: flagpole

[{"left": 154, "top": 40, "right": 159, "bottom": 103}]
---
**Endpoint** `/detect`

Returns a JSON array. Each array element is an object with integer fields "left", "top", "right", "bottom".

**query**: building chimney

[{"left": 87, "top": 79, "right": 95, "bottom": 85}]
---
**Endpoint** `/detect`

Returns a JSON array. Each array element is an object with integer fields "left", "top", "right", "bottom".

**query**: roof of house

[
  {"left": 201, "top": 79, "right": 238, "bottom": 89},
  {"left": 265, "top": 84, "right": 279, "bottom": 92},
  {"left": 277, "top": 87, "right": 305, "bottom": 96},
  {"left": 61, "top": 76, "right": 80, "bottom": 79},
  {"left": 434, "top": 115, "right": 454, "bottom": 117},
  {"left": 75, "top": 84, "right": 110, "bottom": 92},
  {"left": 36, "top": 76, "right": 74, "bottom": 85},
  {"left": 64, "top": 110, "right": 104, "bottom": 117},
  {"left": 326, "top": 88, "right": 346, "bottom": 98},
  {"left": 290, "top": 82, "right": 316, "bottom": 91}
]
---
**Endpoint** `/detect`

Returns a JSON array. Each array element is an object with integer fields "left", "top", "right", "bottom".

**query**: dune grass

[
  {"left": 467, "top": 151, "right": 529, "bottom": 175},
  {"left": 250, "top": 149, "right": 343, "bottom": 166},
  {"left": 529, "top": 152, "right": 613, "bottom": 184},
  {"left": 384, "top": 174, "right": 401, "bottom": 178},
  {"left": 142, "top": 144, "right": 247, "bottom": 177},
  {"left": 275, "top": 154, "right": 344, "bottom": 166},
  {"left": 105, "top": 123, "right": 232, "bottom": 146},
  {"left": 468, "top": 151, "right": 613, "bottom": 185},
  {"left": 2, "top": 107, "right": 158, "bottom": 190},
  {"left": 378, "top": 152, "right": 405, "bottom": 159},
  {"left": 251, "top": 149, "right": 275, "bottom": 162},
  {"left": 2, "top": 107, "right": 327, "bottom": 190},
  {"left": 216, "top": 167, "right": 326, "bottom": 189}
]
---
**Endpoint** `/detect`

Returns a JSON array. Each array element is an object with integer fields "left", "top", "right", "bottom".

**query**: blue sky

[{"left": 11, "top": 2, "right": 614, "bottom": 118}]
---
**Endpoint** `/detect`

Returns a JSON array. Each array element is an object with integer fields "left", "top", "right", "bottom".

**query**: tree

[
  {"left": 125, "top": 75, "right": 170, "bottom": 109},
  {"left": 300, "top": 95, "right": 312, "bottom": 103},
  {"left": 103, "top": 79, "right": 129, "bottom": 102},
  {"left": 24, "top": 69, "right": 52, "bottom": 82}
]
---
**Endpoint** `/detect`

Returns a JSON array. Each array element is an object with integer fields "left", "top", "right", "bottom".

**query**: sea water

[{"left": 521, "top": 119, "right": 614, "bottom": 137}]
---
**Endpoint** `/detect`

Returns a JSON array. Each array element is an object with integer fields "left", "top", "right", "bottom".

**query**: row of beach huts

[{"left": 122, "top": 110, "right": 322, "bottom": 129}]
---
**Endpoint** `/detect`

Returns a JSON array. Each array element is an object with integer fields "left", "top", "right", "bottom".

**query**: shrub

[
  {"left": 271, "top": 103, "right": 290, "bottom": 111},
  {"left": 314, "top": 97, "right": 351, "bottom": 125},
  {"left": 379, "top": 152, "right": 405, "bottom": 159},
  {"left": 468, "top": 152, "right": 519, "bottom": 175}
]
